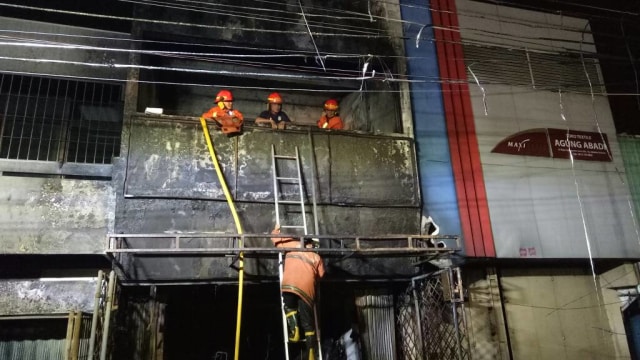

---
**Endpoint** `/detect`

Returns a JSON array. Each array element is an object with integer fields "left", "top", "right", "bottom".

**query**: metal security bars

[
  {"left": 0, "top": 73, "right": 123, "bottom": 176},
  {"left": 396, "top": 269, "right": 470, "bottom": 360}
]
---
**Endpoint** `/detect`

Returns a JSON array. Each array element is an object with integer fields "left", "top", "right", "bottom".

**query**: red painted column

[{"left": 431, "top": 0, "right": 495, "bottom": 257}]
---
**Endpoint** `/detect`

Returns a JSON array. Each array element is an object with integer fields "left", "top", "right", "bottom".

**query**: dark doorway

[{"left": 163, "top": 283, "right": 286, "bottom": 360}]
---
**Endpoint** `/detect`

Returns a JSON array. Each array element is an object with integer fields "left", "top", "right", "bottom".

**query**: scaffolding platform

[{"left": 105, "top": 233, "right": 460, "bottom": 259}]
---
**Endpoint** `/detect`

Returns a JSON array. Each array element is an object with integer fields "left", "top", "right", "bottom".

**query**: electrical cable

[
  {"left": 0, "top": 1, "right": 638, "bottom": 97},
  {"left": 120, "top": 0, "right": 381, "bottom": 35}
]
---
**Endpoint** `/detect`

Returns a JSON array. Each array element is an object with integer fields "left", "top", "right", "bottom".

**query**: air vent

[{"left": 463, "top": 45, "right": 604, "bottom": 94}]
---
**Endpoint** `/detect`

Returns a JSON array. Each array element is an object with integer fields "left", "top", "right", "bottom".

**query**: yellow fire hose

[{"left": 200, "top": 117, "right": 244, "bottom": 360}]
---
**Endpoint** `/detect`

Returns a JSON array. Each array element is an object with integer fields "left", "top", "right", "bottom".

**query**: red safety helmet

[
  {"left": 267, "top": 92, "right": 283, "bottom": 104},
  {"left": 215, "top": 89, "right": 233, "bottom": 102},
  {"left": 324, "top": 99, "right": 339, "bottom": 111}
]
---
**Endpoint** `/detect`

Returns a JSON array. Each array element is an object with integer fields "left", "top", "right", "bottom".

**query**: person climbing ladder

[{"left": 272, "top": 225, "right": 325, "bottom": 360}]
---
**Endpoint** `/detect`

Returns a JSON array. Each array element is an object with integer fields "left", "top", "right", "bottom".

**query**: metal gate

[
  {"left": 87, "top": 270, "right": 117, "bottom": 360},
  {"left": 396, "top": 268, "right": 469, "bottom": 360}
]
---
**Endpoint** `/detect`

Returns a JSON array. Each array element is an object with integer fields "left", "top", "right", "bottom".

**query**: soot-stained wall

[
  {"left": 0, "top": 279, "right": 97, "bottom": 315},
  {"left": 114, "top": 114, "right": 422, "bottom": 281},
  {"left": 123, "top": 115, "right": 419, "bottom": 206},
  {"left": 133, "top": 0, "right": 393, "bottom": 59},
  {"left": 0, "top": 177, "right": 115, "bottom": 254}
]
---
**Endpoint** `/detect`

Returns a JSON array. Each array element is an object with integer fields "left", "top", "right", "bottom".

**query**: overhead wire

[
  {"left": 2, "top": 1, "right": 638, "bottom": 60},
  {"left": 0, "top": 2, "right": 390, "bottom": 39},
  {"left": 119, "top": 0, "right": 381, "bottom": 35},
  {"left": 0, "top": 4, "right": 640, "bottom": 340},
  {"left": 0, "top": 19, "right": 630, "bottom": 85},
  {"left": 0, "top": 1, "right": 638, "bottom": 95},
  {"left": 3, "top": 0, "right": 638, "bottom": 35}
]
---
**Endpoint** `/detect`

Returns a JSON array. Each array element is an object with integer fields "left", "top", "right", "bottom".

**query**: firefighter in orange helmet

[
  {"left": 271, "top": 225, "right": 324, "bottom": 360},
  {"left": 255, "top": 92, "right": 292, "bottom": 130},
  {"left": 317, "top": 99, "right": 343, "bottom": 130},
  {"left": 202, "top": 89, "right": 244, "bottom": 136}
]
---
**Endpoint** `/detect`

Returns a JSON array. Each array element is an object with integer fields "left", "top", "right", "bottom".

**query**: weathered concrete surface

[
  {"left": 496, "top": 267, "right": 633, "bottom": 359},
  {"left": 124, "top": 115, "right": 419, "bottom": 206},
  {"left": 0, "top": 279, "right": 96, "bottom": 315},
  {"left": 0, "top": 177, "right": 115, "bottom": 254},
  {"left": 114, "top": 197, "right": 421, "bottom": 280},
  {"left": 124, "top": 117, "right": 232, "bottom": 199},
  {"left": 0, "top": 17, "right": 129, "bottom": 80},
  {"left": 133, "top": 0, "right": 393, "bottom": 63},
  {"left": 131, "top": 0, "right": 404, "bottom": 134},
  {"left": 115, "top": 114, "right": 422, "bottom": 280}
]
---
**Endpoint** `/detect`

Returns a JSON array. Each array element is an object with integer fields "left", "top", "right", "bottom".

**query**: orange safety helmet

[
  {"left": 267, "top": 92, "right": 283, "bottom": 104},
  {"left": 324, "top": 99, "right": 339, "bottom": 111},
  {"left": 215, "top": 89, "right": 233, "bottom": 102}
]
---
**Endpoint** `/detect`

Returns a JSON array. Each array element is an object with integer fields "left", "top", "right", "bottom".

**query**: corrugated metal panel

[
  {"left": 355, "top": 293, "right": 396, "bottom": 360},
  {"left": 0, "top": 339, "right": 65, "bottom": 360},
  {"left": 618, "top": 137, "right": 640, "bottom": 221},
  {"left": 464, "top": 44, "right": 604, "bottom": 93}
]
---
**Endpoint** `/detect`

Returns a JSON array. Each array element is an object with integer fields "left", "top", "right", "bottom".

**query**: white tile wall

[{"left": 456, "top": 0, "right": 639, "bottom": 258}]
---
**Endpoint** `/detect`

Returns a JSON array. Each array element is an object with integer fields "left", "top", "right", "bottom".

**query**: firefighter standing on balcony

[
  {"left": 317, "top": 99, "right": 343, "bottom": 130},
  {"left": 255, "top": 92, "right": 292, "bottom": 129},
  {"left": 202, "top": 89, "right": 244, "bottom": 136},
  {"left": 272, "top": 225, "right": 325, "bottom": 360}
]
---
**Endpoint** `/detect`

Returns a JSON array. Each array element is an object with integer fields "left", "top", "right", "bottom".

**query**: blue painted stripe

[{"left": 400, "top": 0, "right": 462, "bottom": 238}]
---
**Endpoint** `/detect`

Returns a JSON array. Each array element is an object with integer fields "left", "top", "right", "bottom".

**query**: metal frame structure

[
  {"left": 87, "top": 270, "right": 117, "bottom": 360},
  {"left": 105, "top": 233, "right": 460, "bottom": 258},
  {"left": 396, "top": 268, "right": 469, "bottom": 360},
  {"left": 103, "top": 233, "right": 464, "bottom": 359}
]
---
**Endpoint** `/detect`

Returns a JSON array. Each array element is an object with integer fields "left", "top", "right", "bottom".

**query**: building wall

[
  {"left": 619, "top": 137, "right": 640, "bottom": 224},
  {"left": 0, "top": 279, "right": 97, "bottom": 315},
  {"left": 113, "top": 115, "right": 423, "bottom": 280},
  {"left": 456, "top": 0, "right": 640, "bottom": 259},
  {"left": 400, "top": 0, "right": 463, "bottom": 240},
  {"left": 0, "top": 17, "right": 129, "bottom": 80},
  {"left": 0, "top": 177, "right": 114, "bottom": 254},
  {"left": 465, "top": 269, "right": 509, "bottom": 360},
  {"left": 502, "top": 267, "right": 633, "bottom": 360},
  {"left": 466, "top": 265, "right": 637, "bottom": 360},
  {"left": 131, "top": 0, "right": 406, "bottom": 134}
]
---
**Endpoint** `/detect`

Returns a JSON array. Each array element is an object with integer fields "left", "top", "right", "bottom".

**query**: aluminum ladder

[
  {"left": 271, "top": 144, "right": 322, "bottom": 360},
  {"left": 271, "top": 144, "right": 309, "bottom": 235}
]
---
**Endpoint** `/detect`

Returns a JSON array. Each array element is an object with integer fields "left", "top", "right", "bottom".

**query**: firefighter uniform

[
  {"left": 272, "top": 229, "right": 325, "bottom": 360},
  {"left": 317, "top": 99, "right": 343, "bottom": 130},
  {"left": 202, "top": 89, "right": 244, "bottom": 135},
  {"left": 317, "top": 114, "right": 343, "bottom": 130}
]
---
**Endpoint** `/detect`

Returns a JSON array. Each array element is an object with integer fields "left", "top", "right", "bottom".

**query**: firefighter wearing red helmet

[
  {"left": 255, "top": 92, "right": 291, "bottom": 130},
  {"left": 202, "top": 89, "right": 244, "bottom": 136},
  {"left": 317, "top": 99, "right": 343, "bottom": 130}
]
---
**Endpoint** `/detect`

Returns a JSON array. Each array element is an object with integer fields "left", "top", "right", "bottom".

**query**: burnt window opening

[
  {"left": 0, "top": 73, "right": 124, "bottom": 176},
  {"left": 136, "top": 32, "right": 404, "bottom": 134}
]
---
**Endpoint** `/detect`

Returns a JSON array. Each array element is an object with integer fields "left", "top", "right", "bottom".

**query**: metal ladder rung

[
  {"left": 272, "top": 144, "right": 322, "bottom": 360},
  {"left": 277, "top": 200, "right": 304, "bottom": 205},
  {"left": 276, "top": 177, "right": 300, "bottom": 182},
  {"left": 274, "top": 155, "right": 297, "bottom": 160}
]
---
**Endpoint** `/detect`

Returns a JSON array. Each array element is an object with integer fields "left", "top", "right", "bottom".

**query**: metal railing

[{"left": 105, "top": 233, "right": 460, "bottom": 258}]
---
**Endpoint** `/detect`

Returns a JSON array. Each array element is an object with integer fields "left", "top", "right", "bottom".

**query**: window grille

[
  {"left": 0, "top": 73, "right": 123, "bottom": 176},
  {"left": 464, "top": 45, "right": 604, "bottom": 94}
]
